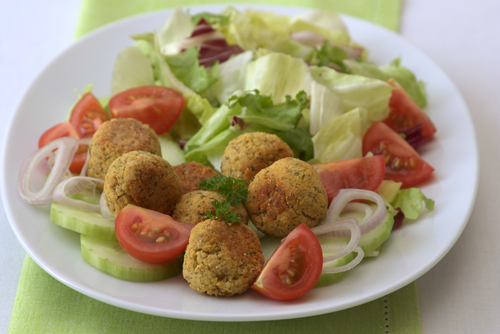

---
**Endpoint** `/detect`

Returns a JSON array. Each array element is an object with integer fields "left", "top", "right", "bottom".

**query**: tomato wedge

[
  {"left": 362, "top": 121, "right": 434, "bottom": 187},
  {"left": 313, "top": 155, "right": 386, "bottom": 203},
  {"left": 383, "top": 79, "right": 436, "bottom": 137},
  {"left": 38, "top": 93, "right": 108, "bottom": 174},
  {"left": 69, "top": 92, "right": 109, "bottom": 138},
  {"left": 115, "top": 205, "right": 195, "bottom": 264},
  {"left": 252, "top": 224, "right": 323, "bottom": 301},
  {"left": 109, "top": 86, "right": 185, "bottom": 135}
]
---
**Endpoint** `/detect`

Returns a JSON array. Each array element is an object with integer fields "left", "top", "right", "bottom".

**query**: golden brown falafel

[
  {"left": 87, "top": 118, "right": 161, "bottom": 185},
  {"left": 103, "top": 150, "right": 181, "bottom": 216},
  {"left": 183, "top": 219, "right": 264, "bottom": 296},
  {"left": 172, "top": 190, "right": 249, "bottom": 225},
  {"left": 173, "top": 162, "right": 219, "bottom": 195},
  {"left": 245, "top": 157, "right": 328, "bottom": 238},
  {"left": 220, "top": 132, "right": 293, "bottom": 186}
]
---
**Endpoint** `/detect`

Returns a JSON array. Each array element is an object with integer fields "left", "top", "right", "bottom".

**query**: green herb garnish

[{"left": 198, "top": 175, "right": 249, "bottom": 224}]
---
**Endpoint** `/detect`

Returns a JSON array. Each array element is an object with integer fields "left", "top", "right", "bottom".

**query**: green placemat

[
  {"left": 10, "top": 1, "right": 422, "bottom": 333},
  {"left": 10, "top": 256, "right": 421, "bottom": 334},
  {"left": 74, "top": 0, "right": 402, "bottom": 38}
]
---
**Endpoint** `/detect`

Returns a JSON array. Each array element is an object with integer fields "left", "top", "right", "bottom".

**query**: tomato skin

[
  {"left": 69, "top": 92, "right": 109, "bottom": 138},
  {"left": 383, "top": 79, "right": 436, "bottom": 137},
  {"left": 38, "top": 122, "right": 79, "bottom": 148},
  {"left": 362, "top": 121, "right": 434, "bottom": 187},
  {"left": 252, "top": 224, "right": 323, "bottom": 301},
  {"left": 313, "top": 155, "right": 386, "bottom": 203},
  {"left": 115, "top": 205, "right": 195, "bottom": 264},
  {"left": 109, "top": 86, "right": 185, "bottom": 135},
  {"left": 38, "top": 93, "right": 108, "bottom": 174}
]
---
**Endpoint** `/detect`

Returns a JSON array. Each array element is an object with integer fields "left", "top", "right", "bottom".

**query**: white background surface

[{"left": 0, "top": 0, "right": 499, "bottom": 332}]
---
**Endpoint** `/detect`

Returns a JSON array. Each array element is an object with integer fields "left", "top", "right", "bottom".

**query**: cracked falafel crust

[
  {"left": 245, "top": 157, "right": 328, "bottom": 238},
  {"left": 172, "top": 190, "right": 249, "bottom": 225},
  {"left": 103, "top": 150, "right": 181, "bottom": 216},
  {"left": 220, "top": 132, "right": 293, "bottom": 186},
  {"left": 173, "top": 162, "right": 219, "bottom": 195},
  {"left": 183, "top": 219, "right": 264, "bottom": 297},
  {"left": 87, "top": 118, "right": 161, "bottom": 184}
]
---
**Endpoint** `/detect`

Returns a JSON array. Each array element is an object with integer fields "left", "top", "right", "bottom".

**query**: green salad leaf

[{"left": 392, "top": 188, "right": 435, "bottom": 220}]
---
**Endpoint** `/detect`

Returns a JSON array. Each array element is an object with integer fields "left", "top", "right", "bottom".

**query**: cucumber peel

[{"left": 80, "top": 235, "right": 183, "bottom": 282}]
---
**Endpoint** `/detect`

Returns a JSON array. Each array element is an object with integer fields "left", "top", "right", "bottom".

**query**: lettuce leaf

[
  {"left": 289, "top": 10, "right": 350, "bottom": 46},
  {"left": 164, "top": 47, "right": 220, "bottom": 94},
  {"left": 344, "top": 58, "right": 428, "bottom": 108},
  {"left": 158, "top": 7, "right": 194, "bottom": 56},
  {"left": 207, "top": 52, "right": 313, "bottom": 105},
  {"left": 309, "top": 66, "right": 393, "bottom": 124},
  {"left": 391, "top": 188, "right": 435, "bottom": 220},
  {"left": 309, "top": 81, "right": 344, "bottom": 136},
  {"left": 312, "top": 107, "right": 368, "bottom": 163},
  {"left": 111, "top": 46, "right": 155, "bottom": 95},
  {"left": 226, "top": 90, "right": 309, "bottom": 131},
  {"left": 217, "top": 7, "right": 314, "bottom": 59}
]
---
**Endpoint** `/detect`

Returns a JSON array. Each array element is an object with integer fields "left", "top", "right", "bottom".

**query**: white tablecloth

[{"left": 1, "top": 1, "right": 499, "bottom": 332}]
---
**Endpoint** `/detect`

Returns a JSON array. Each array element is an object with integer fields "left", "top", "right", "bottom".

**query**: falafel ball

[
  {"left": 183, "top": 219, "right": 264, "bottom": 296},
  {"left": 220, "top": 132, "right": 293, "bottom": 186},
  {"left": 87, "top": 118, "right": 161, "bottom": 185},
  {"left": 173, "top": 162, "right": 218, "bottom": 195},
  {"left": 245, "top": 157, "right": 328, "bottom": 238},
  {"left": 172, "top": 190, "right": 249, "bottom": 225},
  {"left": 103, "top": 150, "right": 181, "bottom": 216}
]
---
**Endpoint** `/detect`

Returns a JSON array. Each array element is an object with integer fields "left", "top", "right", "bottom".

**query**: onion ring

[
  {"left": 325, "top": 189, "right": 386, "bottom": 237},
  {"left": 52, "top": 176, "right": 103, "bottom": 212},
  {"left": 18, "top": 137, "right": 78, "bottom": 205},
  {"left": 100, "top": 192, "right": 115, "bottom": 218},
  {"left": 321, "top": 246, "right": 365, "bottom": 274}
]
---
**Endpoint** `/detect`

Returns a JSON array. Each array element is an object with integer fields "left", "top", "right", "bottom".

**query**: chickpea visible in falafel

[
  {"left": 103, "top": 150, "right": 181, "bottom": 216},
  {"left": 245, "top": 157, "right": 328, "bottom": 238},
  {"left": 173, "top": 162, "right": 219, "bottom": 195},
  {"left": 172, "top": 190, "right": 249, "bottom": 225},
  {"left": 220, "top": 132, "right": 293, "bottom": 186},
  {"left": 183, "top": 219, "right": 264, "bottom": 297}
]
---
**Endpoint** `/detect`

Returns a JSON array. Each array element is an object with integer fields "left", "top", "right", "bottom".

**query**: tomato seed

[
  {"left": 152, "top": 227, "right": 160, "bottom": 233},
  {"left": 287, "top": 270, "right": 295, "bottom": 277},
  {"left": 131, "top": 223, "right": 139, "bottom": 231},
  {"left": 156, "top": 236, "right": 165, "bottom": 243}
]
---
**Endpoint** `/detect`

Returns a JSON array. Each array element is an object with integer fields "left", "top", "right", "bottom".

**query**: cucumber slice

[
  {"left": 80, "top": 235, "right": 182, "bottom": 282},
  {"left": 51, "top": 202, "right": 117, "bottom": 240},
  {"left": 158, "top": 135, "right": 186, "bottom": 166}
]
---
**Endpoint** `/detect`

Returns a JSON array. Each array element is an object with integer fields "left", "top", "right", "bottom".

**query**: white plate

[{"left": 1, "top": 5, "right": 478, "bottom": 321}]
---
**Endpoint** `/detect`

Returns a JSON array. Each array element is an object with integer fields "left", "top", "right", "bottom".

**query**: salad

[{"left": 17, "top": 7, "right": 435, "bottom": 301}]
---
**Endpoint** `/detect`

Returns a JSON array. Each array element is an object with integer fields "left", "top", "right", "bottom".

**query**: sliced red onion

[
  {"left": 100, "top": 192, "right": 115, "bottom": 218},
  {"left": 310, "top": 217, "right": 361, "bottom": 263},
  {"left": 78, "top": 137, "right": 92, "bottom": 176},
  {"left": 325, "top": 189, "right": 386, "bottom": 237},
  {"left": 18, "top": 137, "right": 78, "bottom": 205},
  {"left": 321, "top": 246, "right": 364, "bottom": 274},
  {"left": 399, "top": 123, "right": 432, "bottom": 150},
  {"left": 53, "top": 176, "right": 103, "bottom": 212}
]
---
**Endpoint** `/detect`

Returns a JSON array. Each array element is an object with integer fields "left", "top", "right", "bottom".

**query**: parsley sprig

[{"left": 198, "top": 175, "right": 249, "bottom": 224}]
